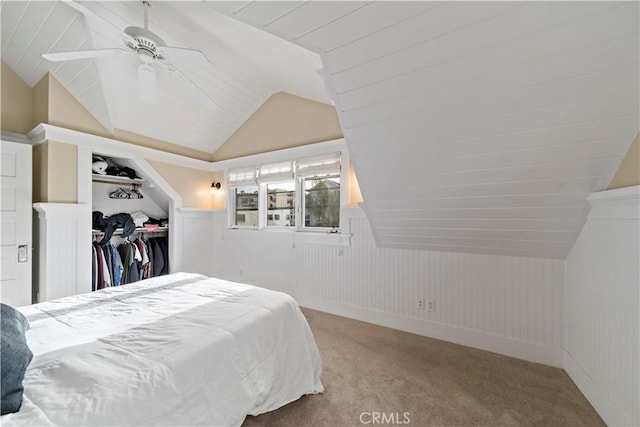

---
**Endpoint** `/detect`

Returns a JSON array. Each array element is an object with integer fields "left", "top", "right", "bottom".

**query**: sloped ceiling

[
  {"left": 0, "top": 0, "right": 329, "bottom": 153},
  {"left": 210, "top": 1, "right": 640, "bottom": 258},
  {"left": 2, "top": 1, "right": 638, "bottom": 259},
  {"left": 1, "top": 1, "right": 114, "bottom": 131}
]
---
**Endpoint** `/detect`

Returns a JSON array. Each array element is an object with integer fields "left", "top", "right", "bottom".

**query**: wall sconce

[{"left": 210, "top": 181, "right": 221, "bottom": 193}]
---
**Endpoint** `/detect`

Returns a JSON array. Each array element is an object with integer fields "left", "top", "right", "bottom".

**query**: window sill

[{"left": 223, "top": 227, "right": 352, "bottom": 246}]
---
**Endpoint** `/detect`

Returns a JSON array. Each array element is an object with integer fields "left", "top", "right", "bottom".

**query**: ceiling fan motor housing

[{"left": 124, "top": 26, "right": 166, "bottom": 61}]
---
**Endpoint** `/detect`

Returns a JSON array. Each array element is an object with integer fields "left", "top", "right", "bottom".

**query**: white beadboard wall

[
  {"left": 175, "top": 208, "right": 217, "bottom": 277},
  {"left": 208, "top": 207, "right": 564, "bottom": 367},
  {"left": 564, "top": 186, "right": 640, "bottom": 426},
  {"left": 33, "top": 203, "right": 92, "bottom": 302}
]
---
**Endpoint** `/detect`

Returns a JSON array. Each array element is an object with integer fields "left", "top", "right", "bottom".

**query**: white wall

[
  {"left": 175, "top": 208, "right": 217, "bottom": 277},
  {"left": 203, "top": 207, "right": 564, "bottom": 367},
  {"left": 33, "top": 203, "right": 91, "bottom": 301},
  {"left": 91, "top": 182, "right": 168, "bottom": 219},
  {"left": 564, "top": 186, "right": 639, "bottom": 426}
]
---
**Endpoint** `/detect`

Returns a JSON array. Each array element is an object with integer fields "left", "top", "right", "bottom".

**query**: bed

[{"left": 1, "top": 272, "right": 324, "bottom": 426}]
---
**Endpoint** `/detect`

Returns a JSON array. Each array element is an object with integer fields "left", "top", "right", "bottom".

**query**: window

[
  {"left": 228, "top": 166, "right": 259, "bottom": 228},
  {"left": 297, "top": 153, "right": 341, "bottom": 230},
  {"left": 227, "top": 152, "right": 342, "bottom": 232},
  {"left": 234, "top": 186, "right": 258, "bottom": 227},
  {"left": 303, "top": 176, "right": 340, "bottom": 228},
  {"left": 266, "top": 181, "right": 295, "bottom": 227}
]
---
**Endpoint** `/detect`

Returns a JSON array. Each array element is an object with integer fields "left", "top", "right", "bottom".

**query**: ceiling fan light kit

[
  {"left": 137, "top": 63, "right": 156, "bottom": 103},
  {"left": 42, "top": 1, "right": 216, "bottom": 108}
]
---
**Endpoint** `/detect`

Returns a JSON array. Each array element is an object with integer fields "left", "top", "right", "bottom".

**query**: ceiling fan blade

[
  {"left": 43, "top": 48, "right": 131, "bottom": 62},
  {"left": 160, "top": 62, "right": 217, "bottom": 110},
  {"left": 158, "top": 46, "right": 212, "bottom": 69}
]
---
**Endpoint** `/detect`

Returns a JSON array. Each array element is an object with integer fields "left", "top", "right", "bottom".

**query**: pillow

[{"left": 1, "top": 303, "right": 33, "bottom": 415}]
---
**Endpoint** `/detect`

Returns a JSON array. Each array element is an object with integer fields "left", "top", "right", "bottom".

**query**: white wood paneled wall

[
  {"left": 175, "top": 208, "right": 217, "bottom": 277},
  {"left": 564, "top": 186, "right": 640, "bottom": 426},
  {"left": 209, "top": 1, "right": 639, "bottom": 258},
  {"left": 33, "top": 203, "right": 91, "bottom": 302},
  {"left": 208, "top": 207, "right": 564, "bottom": 366}
]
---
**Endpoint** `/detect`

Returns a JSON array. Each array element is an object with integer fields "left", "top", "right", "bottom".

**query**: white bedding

[{"left": 1, "top": 273, "right": 323, "bottom": 426}]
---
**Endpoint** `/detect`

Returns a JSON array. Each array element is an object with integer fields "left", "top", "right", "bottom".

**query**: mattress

[{"left": 1, "top": 273, "right": 323, "bottom": 426}]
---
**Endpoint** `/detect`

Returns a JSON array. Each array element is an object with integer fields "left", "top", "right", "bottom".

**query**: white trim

[
  {"left": 128, "top": 158, "right": 182, "bottom": 272},
  {"left": 32, "top": 202, "right": 83, "bottom": 218},
  {"left": 220, "top": 227, "right": 351, "bottom": 247},
  {"left": 0, "top": 131, "right": 31, "bottom": 145},
  {"left": 25, "top": 126, "right": 348, "bottom": 173},
  {"left": 27, "top": 124, "right": 211, "bottom": 170},
  {"left": 212, "top": 138, "right": 347, "bottom": 171},
  {"left": 337, "top": 150, "right": 349, "bottom": 231},
  {"left": 77, "top": 146, "right": 93, "bottom": 205},
  {"left": 563, "top": 350, "right": 632, "bottom": 426},
  {"left": 298, "top": 296, "right": 563, "bottom": 368},
  {"left": 587, "top": 185, "right": 640, "bottom": 220}
]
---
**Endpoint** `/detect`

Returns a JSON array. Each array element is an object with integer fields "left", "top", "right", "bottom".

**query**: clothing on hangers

[{"left": 91, "top": 228, "right": 169, "bottom": 289}]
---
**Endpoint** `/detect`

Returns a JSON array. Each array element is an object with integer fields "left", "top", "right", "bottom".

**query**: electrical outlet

[
  {"left": 417, "top": 298, "right": 425, "bottom": 310},
  {"left": 427, "top": 300, "right": 435, "bottom": 312}
]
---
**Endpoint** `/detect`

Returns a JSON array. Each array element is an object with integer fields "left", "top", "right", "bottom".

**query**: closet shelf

[
  {"left": 92, "top": 174, "right": 145, "bottom": 186},
  {"left": 92, "top": 226, "right": 168, "bottom": 236}
]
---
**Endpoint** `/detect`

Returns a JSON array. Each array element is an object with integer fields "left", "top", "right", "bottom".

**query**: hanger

[
  {"left": 109, "top": 187, "right": 130, "bottom": 199},
  {"left": 108, "top": 184, "right": 144, "bottom": 199}
]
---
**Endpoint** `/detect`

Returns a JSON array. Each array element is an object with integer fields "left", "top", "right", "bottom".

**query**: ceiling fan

[{"left": 42, "top": 1, "right": 216, "bottom": 108}]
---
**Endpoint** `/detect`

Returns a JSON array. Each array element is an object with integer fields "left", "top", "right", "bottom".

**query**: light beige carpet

[{"left": 243, "top": 308, "right": 604, "bottom": 426}]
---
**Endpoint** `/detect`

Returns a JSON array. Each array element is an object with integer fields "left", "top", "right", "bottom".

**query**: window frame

[
  {"left": 298, "top": 173, "right": 342, "bottom": 232},
  {"left": 225, "top": 145, "right": 349, "bottom": 234}
]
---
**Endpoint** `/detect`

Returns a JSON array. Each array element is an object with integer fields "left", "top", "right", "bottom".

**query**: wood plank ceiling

[
  {"left": 1, "top": 1, "right": 329, "bottom": 153},
  {"left": 1, "top": 1, "right": 113, "bottom": 131},
  {"left": 210, "top": 1, "right": 640, "bottom": 258},
  {"left": 2, "top": 1, "right": 638, "bottom": 258}
]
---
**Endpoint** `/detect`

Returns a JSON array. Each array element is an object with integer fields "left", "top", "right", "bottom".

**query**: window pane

[
  {"left": 235, "top": 186, "right": 258, "bottom": 227},
  {"left": 304, "top": 176, "right": 340, "bottom": 228},
  {"left": 267, "top": 182, "right": 295, "bottom": 227}
]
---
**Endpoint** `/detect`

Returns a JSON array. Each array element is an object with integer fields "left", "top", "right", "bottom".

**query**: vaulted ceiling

[
  {"left": 2, "top": 1, "right": 638, "bottom": 259},
  {"left": 1, "top": 0, "right": 328, "bottom": 152},
  {"left": 210, "top": 1, "right": 639, "bottom": 258}
]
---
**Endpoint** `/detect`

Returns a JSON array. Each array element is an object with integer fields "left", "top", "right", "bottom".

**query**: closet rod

[
  {"left": 92, "top": 178, "right": 142, "bottom": 186},
  {"left": 92, "top": 227, "right": 168, "bottom": 236}
]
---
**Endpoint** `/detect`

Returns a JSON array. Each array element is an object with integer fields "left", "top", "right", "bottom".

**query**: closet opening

[{"left": 90, "top": 154, "right": 172, "bottom": 289}]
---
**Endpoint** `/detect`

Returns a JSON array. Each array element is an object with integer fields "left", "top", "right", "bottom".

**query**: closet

[{"left": 91, "top": 154, "right": 170, "bottom": 290}]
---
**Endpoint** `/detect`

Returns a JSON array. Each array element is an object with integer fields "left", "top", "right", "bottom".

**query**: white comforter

[{"left": 1, "top": 273, "right": 323, "bottom": 426}]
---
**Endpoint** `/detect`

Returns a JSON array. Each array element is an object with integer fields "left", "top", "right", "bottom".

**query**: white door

[{"left": 0, "top": 140, "right": 32, "bottom": 307}]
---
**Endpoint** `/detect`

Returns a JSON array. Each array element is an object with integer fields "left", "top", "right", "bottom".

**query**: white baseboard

[
  {"left": 298, "top": 296, "right": 562, "bottom": 368},
  {"left": 562, "top": 350, "right": 632, "bottom": 426}
]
